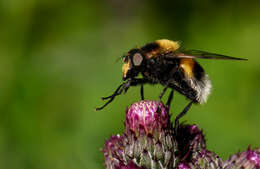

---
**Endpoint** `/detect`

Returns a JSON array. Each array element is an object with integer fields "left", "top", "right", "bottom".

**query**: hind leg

[{"left": 174, "top": 101, "right": 193, "bottom": 134}]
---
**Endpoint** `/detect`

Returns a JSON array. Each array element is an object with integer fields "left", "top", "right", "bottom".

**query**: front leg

[
  {"left": 96, "top": 78, "right": 148, "bottom": 111},
  {"left": 155, "top": 84, "right": 169, "bottom": 113},
  {"left": 128, "top": 78, "right": 148, "bottom": 100},
  {"left": 95, "top": 82, "right": 127, "bottom": 111},
  {"left": 159, "top": 85, "right": 169, "bottom": 100},
  {"left": 140, "top": 85, "right": 144, "bottom": 100},
  {"left": 166, "top": 90, "right": 174, "bottom": 109}
]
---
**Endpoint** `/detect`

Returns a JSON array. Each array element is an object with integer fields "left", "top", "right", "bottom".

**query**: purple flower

[
  {"left": 103, "top": 100, "right": 178, "bottom": 169},
  {"left": 125, "top": 100, "right": 169, "bottom": 137},
  {"left": 102, "top": 100, "right": 259, "bottom": 169}
]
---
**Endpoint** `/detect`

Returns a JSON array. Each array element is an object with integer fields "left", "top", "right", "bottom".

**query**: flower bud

[
  {"left": 103, "top": 100, "right": 178, "bottom": 169},
  {"left": 125, "top": 100, "right": 169, "bottom": 137},
  {"left": 124, "top": 100, "right": 178, "bottom": 168}
]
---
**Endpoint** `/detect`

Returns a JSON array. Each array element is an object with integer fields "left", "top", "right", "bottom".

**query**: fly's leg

[
  {"left": 174, "top": 101, "right": 193, "bottom": 135},
  {"left": 140, "top": 85, "right": 144, "bottom": 100},
  {"left": 95, "top": 82, "right": 128, "bottom": 111},
  {"left": 155, "top": 85, "right": 168, "bottom": 112},
  {"left": 96, "top": 78, "right": 148, "bottom": 111},
  {"left": 166, "top": 90, "right": 174, "bottom": 109}
]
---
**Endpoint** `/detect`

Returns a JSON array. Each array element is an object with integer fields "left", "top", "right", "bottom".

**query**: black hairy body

[{"left": 141, "top": 54, "right": 204, "bottom": 102}]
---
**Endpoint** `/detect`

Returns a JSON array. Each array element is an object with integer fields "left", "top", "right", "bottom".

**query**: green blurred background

[{"left": 0, "top": 0, "right": 259, "bottom": 168}]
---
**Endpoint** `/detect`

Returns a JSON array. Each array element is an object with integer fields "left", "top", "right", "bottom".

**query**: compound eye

[{"left": 132, "top": 53, "right": 143, "bottom": 66}]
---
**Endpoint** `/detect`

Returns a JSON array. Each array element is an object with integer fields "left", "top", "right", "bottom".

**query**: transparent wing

[{"left": 166, "top": 49, "right": 248, "bottom": 60}]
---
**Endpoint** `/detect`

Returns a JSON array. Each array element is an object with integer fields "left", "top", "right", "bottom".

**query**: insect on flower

[{"left": 96, "top": 39, "right": 247, "bottom": 129}]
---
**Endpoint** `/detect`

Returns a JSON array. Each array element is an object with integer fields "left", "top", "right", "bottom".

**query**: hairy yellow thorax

[
  {"left": 146, "top": 39, "right": 180, "bottom": 59},
  {"left": 156, "top": 39, "right": 180, "bottom": 53}
]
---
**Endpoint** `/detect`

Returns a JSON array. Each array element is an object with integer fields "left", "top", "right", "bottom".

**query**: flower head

[
  {"left": 125, "top": 100, "right": 169, "bottom": 137},
  {"left": 103, "top": 100, "right": 178, "bottom": 169}
]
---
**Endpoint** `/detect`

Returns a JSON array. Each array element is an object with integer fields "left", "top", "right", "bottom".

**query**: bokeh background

[{"left": 0, "top": 0, "right": 259, "bottom": 168}]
